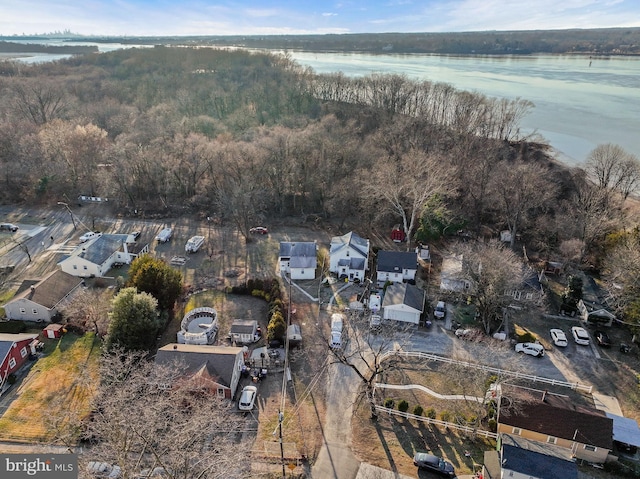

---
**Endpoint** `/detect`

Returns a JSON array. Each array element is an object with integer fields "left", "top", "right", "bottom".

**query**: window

[
  {"left": 83, "top": 265, "right": 88, "bottom": 270},
  {"left": 217, "top": 388, "right": 225, "bottom": 398},
  {"left": 547, "top": 436, "right": 557, "bottom": 444},
  {"left": 32, "top": 309, "right": 38, "bottom": 314},
  {"left": 73, "top": 265, "right": 78, "bottom": 270},
  {"left": 301, "top": 270, "right": 304, "bottom": 275},
  {"left": 20, "top": 347, "right": 27, "bottom": 358},
  {"left": 584, "top": 445, "right": 597, "bottom": 452},
  {"left": 512, "top": 427, "right": 522, "bottom": 435},
  {"left": 19, "top": 308, "right": 26, "bottom": 314},
  {"left": 8, "top": 357, "right": 16, "bottom": 369}
]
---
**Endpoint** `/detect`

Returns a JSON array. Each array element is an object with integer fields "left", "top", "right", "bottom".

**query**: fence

[
  {"left": 374, "top": 405, "right": 498, "bottom": 439},
  {"left": 380, "top": 350, "right": 593, "bottom": 393}
]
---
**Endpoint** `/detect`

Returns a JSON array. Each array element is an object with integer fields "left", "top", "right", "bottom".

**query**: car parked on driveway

[
  {"left": 571, "top": 326, "right": 590, "bottom": 346},
  {"left": 550, "top": 329, "right": 568, "bottom": 347},
  {"left": 515, "top": 342, "right": 545, "bottom": 357},
  {"left": 413, "top": 452, "right": 455, "bottom": 477},
  {"left": 594, "top": 330, "right": 612, "bottom": 347},
  {"left": 434, "top": 301, "right": 446, "bottom": 319},
  {"left": 79, "top": 231, "right": 101, "bottom": 243},
  {"left": 238, "top": 385, "right": 257, "bottom": 411}
]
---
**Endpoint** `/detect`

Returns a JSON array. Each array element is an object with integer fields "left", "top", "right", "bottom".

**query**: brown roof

[
  {"left": 13, "top": 270, "right": 83, "bottom": 309},
  {"left": 499, "top": 388, "right": 613, "bottom": 450}
]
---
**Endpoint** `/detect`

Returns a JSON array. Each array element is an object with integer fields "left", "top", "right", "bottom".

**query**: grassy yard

[{"left": 0, "top": 332, "right": 101, "bottom": 443}]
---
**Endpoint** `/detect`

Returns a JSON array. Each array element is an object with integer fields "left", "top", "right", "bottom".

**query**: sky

[{"left": 1, "top": 0, "right": 640, "bottom": 37}]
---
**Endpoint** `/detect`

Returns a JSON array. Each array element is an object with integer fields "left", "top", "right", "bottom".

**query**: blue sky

[{"left": 2, "top": 0, "right": 639, "bottom": 36}]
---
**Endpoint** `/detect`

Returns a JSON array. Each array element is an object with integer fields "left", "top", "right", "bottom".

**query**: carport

[{"left": 606, "top": 413, "right": 640, "bottom": 455}]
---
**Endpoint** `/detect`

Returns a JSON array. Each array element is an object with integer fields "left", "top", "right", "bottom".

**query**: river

[
  {"left": 286, "top": 51, "right": 640, "bottom": 166},
  {"left": 5, "top": 41, "right": 640, "bottom": 166}
]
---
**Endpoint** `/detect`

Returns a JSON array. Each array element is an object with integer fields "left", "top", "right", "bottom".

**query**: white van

[
  {"left": 185, "top": 235, "right": 205, "bottom": 253},
  {"left": 156, "top": 227, "right": 172, "bottom": 243}
]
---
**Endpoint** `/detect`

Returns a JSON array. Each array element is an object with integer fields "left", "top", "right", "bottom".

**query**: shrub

[
  {"left": 6, "top": 373, "right": 17, "bottom": 385},
  {"left": 426, "top": 408, "right": 436, "bottom": 419},
  {"left": 485, "top": 375, "right": 498, "bottom": 391},
  {"left": 487, "top": 419, "right": 497, "bottom": 432},
  {"left": 440, "top": 411, "right": 451, "bottom": 422},
  {"left": 384, "top": 398, "right": 395, "bottom": 408},
  {"left": 413, "top": 405, "right": 424, "bottom": 416},
  {"left": 0, "top": 321, "right": 26, "bottom": 334},
  {"left": 397, "top": 400, "right": 409, "bottom": 412}
]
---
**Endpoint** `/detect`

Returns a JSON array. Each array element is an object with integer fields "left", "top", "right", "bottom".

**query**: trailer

[{"left": 185, "top": 235, "right": 205, "bottom": 253}]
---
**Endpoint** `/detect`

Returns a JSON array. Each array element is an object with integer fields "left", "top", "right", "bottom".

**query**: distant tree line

[
  {"left": 0, "top": 41, "right": 97, "bottom": 54},
  {"left": 1, "top": 45, "right": 639, "bottom": 327},
  {"left": 74, "top": 27, "right": 640, "bottom": 55}
]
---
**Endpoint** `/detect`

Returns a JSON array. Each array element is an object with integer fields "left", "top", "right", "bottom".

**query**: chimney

[
  {"left": 542, "top": 390, "right": 547, "bottom": 402},
  {"left": 29, "top": 285, "right": 35, "bottom": 299}
]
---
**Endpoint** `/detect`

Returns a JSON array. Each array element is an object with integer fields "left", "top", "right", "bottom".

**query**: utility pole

[
  {"left": 57, "top": 201, "right": 77, "bottom": 230},
  {"left": 278, "top": 410, "right": 285, "bottom": 478}
]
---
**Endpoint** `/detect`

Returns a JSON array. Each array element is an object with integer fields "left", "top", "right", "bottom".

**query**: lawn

[{"left": 0, "top": 332, "right": 101, "bottom": 443}]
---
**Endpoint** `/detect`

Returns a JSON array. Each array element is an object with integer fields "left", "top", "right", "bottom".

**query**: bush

[
  {"left": 426, "top": 408, "right": 436, "bottom": 419},
  {"left": 0, "top": 321, "right": 26, "bottom": 334},
  {"left": 488, "top": 419, "right": 497, "bottom": 432},
  {"left": 440, "top": 411, "right": 451, "bottom": 422},
  {"left": 6, "top": 373, "right": 17, "bottom": 385},
  {"left": 397, "top": 400, "right": 409, "bottom": 412},
  {"left": 413, "top": 405, "right": 424, "bottom": 416},
  {"left": 384, "top": 398, "right": 395, "bottom": 408}
]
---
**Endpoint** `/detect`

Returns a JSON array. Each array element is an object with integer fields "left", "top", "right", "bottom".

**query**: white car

[
  {"left": 87, "top": 461, "right": 122, "bottom": 479},
  {"left": 550, "top": 328, "right": 568, "bottom": 347},
  {"left": 238, "top": 385, "right": 257, "bottom": 411},
  {"left": 571, "top": 326, "right": 590, "bottom": 346},
  {"left": 515, "top": 342, "right": 545, "bottom": 357},
  {"left": 79, "top": 231, "right": 101, "bottom": 243},
  {"left": 434, "top": 301, "right": 446, "bottom": 319}
]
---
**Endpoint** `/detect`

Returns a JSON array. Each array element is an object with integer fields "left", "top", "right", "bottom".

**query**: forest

[{"left": 0, "top": 46, "right": 639, "bottom": 325}]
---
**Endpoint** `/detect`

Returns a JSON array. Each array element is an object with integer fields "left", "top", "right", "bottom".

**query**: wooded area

[{"left": 1, "top": 45, "right": 639, "bottom": 324}]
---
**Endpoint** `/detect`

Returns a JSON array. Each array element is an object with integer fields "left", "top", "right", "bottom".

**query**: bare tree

[
  {"left": 366, "top": 148, "right": 454, "bottom": 247},
  {"left": 59, "top": 288, "right": 112, "bottom": 337},
  {"left": 451, "top": 240, "right": 528, "bottom": 334},
  {"left": 491, "top": 159, "right": 558, "bottom": 249},
  {"left": 585, "top": 143, "right": 640, "bottom": 201},
  {"left": 78, "top": 351, "right": 250, "bottom": 479},
  {"left": 10, "top": 81, "right": 67, "bottom": 125}
]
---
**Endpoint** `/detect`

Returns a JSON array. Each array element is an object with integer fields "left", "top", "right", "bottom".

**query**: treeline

[
  {"left": 0, "top": 46, "right": 637, "bottom": 266},
  {"left": 0, "top": 41, "right": 97, "bottom": 54},
  {"left": 71, "top": 27, "right": 640, "bottom": 55}
]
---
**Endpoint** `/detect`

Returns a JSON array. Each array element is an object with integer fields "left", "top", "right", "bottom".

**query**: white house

[
  {"left": 4, "top": 270, "right": 83, "bottom": 322},
  {"left": 229, "top": 319, "right": 259, "bottom": 344},
  {"left": 329, "top": 232, "right": 370, "bottom": 282},
  {"left": 279, "top": 242, "right": 317, "bottom": 280},
  {"left": 58, "top": 233, "right": 148, "bottom": 277},
  {"left": 439, "top": 254, "right": 472, "bottom": 293},
  {"left": 381, "top": 282, "right": 425, "bottom": 324},
  {"left": 376, "top": 250, "right": 418, "bottom": 286}
]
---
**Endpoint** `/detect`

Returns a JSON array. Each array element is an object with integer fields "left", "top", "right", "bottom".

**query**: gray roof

[
  {"left": 155, "top": 344, "right": 243, "bottom": 389},
  {"left": 330, "top": 231, "right": 369, "bottom": 258},
  {"left": 381, "top": 283, "right": 425, "bottom": 312},
  {"left": 376, "top": 250, "right": 417, "bottom": 273},
  {"left": 280, "top": 242, "right": 317, "bottom": 269},
  {"left": 606, "top": 413, "right": 640, "bottom": 448},
  {"left": 78, "top": 234, "right": 131, "bottom": 265},
  {"left": 501, "top": 443, "right": 577, "bottom": 479},
  {"left": 11, "top": 270, "right": 83, "bottom": 309},
  {"left": 230, "top": 320, "right": 258, "bottom": 335}
]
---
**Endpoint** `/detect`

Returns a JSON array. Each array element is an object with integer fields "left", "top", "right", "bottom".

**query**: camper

[
  {"left": 287, "top": 324, "right": 302, "bottom": 347},
  {"left": 330, "top": 313, "right": 344, "bottom": 349},
  {"left": 185, "top": 235, "right": 205, "bottom": 253}
]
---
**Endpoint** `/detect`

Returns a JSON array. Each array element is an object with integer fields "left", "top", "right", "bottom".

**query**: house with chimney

[{"left": 375, "top": 250, "right": 418, "bottom": 286}]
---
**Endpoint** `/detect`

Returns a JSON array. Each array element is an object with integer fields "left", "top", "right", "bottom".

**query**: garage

[{"left": 381, "top": 283, "right": 425, "bottom": 325}]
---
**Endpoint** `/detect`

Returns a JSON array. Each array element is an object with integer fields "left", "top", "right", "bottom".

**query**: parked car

[
  {"left": 79, "top": 231, "right": 101, "bottom": 243},
  {"left": 155, "top": 227, "right": 172, "bottom": 243},
  {"left": 87, "top": 461, "right": 122, "bottom": 479},
  {"left": 550, "top": 328, "right": 568, "bottom": 347},
  {"left": 238, "top": 385, "right": 257, "bottom": 411},
  {"left": 0, "top": 222, "right": 19, "bottom": 232},
  {"left": 249, "top": 226, "right": 268, "bottom": 234},
  {"left": 413, "top": 452, "right": 455, "bottom": 477},
  {"left": 515, "top": 342, "right": 545, "bottom": 357},
  {"left": 594, "top": 330, "right": 612, "bottom": 347},
  {"left": 434, "top": 301, "right": 446, "bottom": 319},
  {"left": 571, "top": 326, "right": 590, "bottom": 346},
  {"left": 129, "top": 231, "right": 141, "bottom": 241}
]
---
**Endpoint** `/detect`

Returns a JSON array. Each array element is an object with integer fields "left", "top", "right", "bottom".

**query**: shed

[
  {"left": 381, "top": 283, "right": 425, "bottom": 324},
  {"left": 43, "top": 323, "right": 65, "bottom": 339},
  {"left": 230, "top": 319, "right": 259, "bottom": 344}
]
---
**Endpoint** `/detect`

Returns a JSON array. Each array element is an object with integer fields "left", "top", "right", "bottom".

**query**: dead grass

[{"left": 0, "top": 333, "right": 100, "bottom": 443}]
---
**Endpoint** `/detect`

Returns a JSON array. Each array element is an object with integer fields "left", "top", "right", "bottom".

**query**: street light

[{"left": 57, "top": 201, "right": 77, "bottom": 230}]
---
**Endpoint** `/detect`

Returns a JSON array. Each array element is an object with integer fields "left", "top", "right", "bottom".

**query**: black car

[
  {"left": 594, "top": 330, "right": 612, "bottom": 347},
  {"left": 413, "top": 452, "right": 455, "bottom": 477}
]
